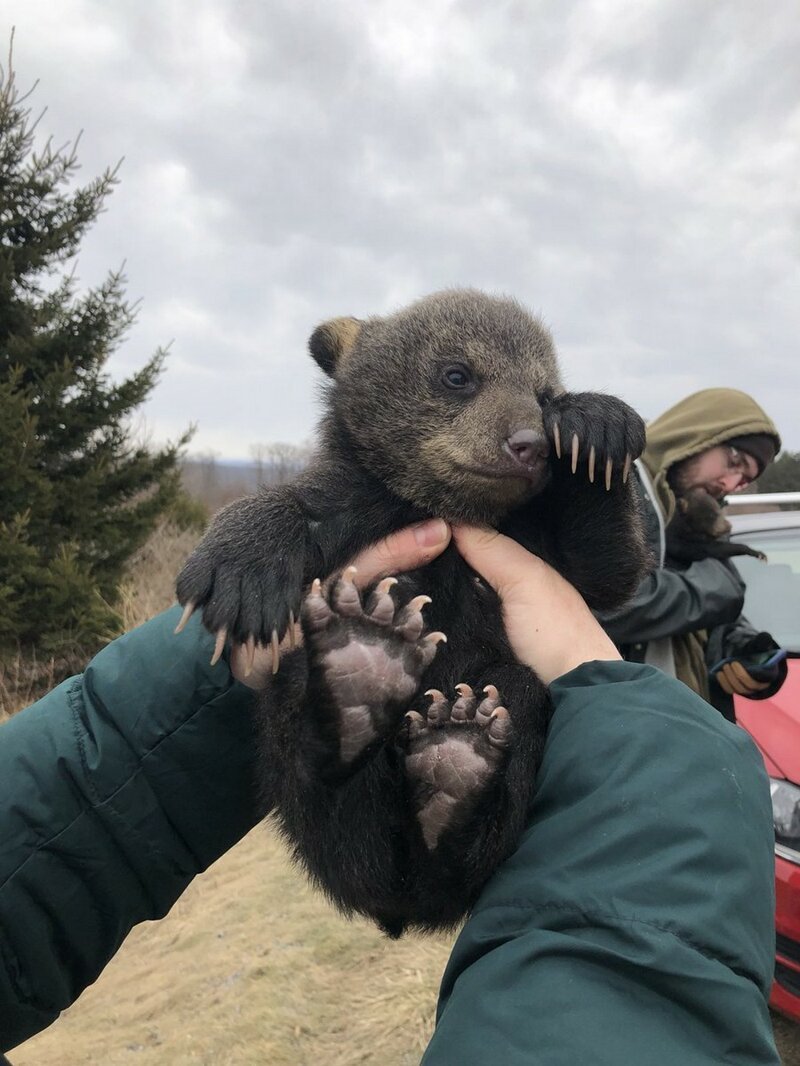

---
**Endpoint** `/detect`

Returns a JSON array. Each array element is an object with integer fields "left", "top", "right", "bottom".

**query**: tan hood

[{"left": 641, "top": 388, "right": 781, "bottom": 523}]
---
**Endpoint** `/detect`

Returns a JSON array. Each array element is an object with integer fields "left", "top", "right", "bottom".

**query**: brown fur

[
  {"left": 177, "top": 288, "right": 649, "bottom": 935},
  {"left": 666, "top": 487, "right": 766, "bottom": 564},
  {"left": 309, "top": 317, "right": 362, "bottom": 374},
  {"left": 321, "top": 290, "right": 563, "bottom": 521}
]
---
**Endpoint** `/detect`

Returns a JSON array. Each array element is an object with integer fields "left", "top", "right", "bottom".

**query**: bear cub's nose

[{"left": 505, "top": 430, "right": 550, "bottom": 467}]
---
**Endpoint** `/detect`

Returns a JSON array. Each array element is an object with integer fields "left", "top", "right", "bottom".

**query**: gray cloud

[{"left": 5, "top": 0, "right": 799, "bottom": 453}]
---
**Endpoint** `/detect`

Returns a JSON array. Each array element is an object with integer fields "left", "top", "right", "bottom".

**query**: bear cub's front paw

[
  {"left": 175, "top": 497, "right": 308, "bottom": 652},
  {"left": 543, "top": 392, "right": 646, "bottom": 489},
  {"left": 400, "top": 685, "right": 512, "bottom": 850},
  {"left": 302, "top": 570, "right": 446, "bottom": 770}
]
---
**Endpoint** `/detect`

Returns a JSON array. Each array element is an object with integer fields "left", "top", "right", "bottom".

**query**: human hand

[
  {"left": 230, "top": 518, "right": 452, "bottom": 687},
  {"left": 452, "top": 525, "right": 621, "bottom": 685}
]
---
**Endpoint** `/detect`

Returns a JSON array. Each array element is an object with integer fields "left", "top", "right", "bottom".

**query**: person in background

[{"left": 600, "top": 387, "right": 787, "bottom": 720}]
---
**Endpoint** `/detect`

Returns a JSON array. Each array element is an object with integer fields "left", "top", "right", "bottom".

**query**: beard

[{"left": 668, "top": 456, "right": 725, "bottom": 500}]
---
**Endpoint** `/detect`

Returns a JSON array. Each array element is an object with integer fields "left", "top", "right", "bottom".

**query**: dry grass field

[
  {"left": 13, "top": 828, "right": 451, "bottom": 1065},
  {"left": 5, "top": 523, "right": 800, "bottom": 1063}
]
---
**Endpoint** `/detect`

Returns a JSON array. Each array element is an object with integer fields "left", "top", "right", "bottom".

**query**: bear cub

[
  {"left": 176, "top": 289, "right": 649, "bottom": 937},
  {"left": 666, "top": 487, "right": 767, "bottom": 564}
]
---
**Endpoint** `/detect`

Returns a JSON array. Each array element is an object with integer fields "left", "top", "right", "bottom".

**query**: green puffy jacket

[
  {"left": 1, "top": 608, "right": 780, "bottom": 1062},
  {"left": 0, "top": 607, "right": 262, "bottom": 1052},
  {"left": 423, "top": 660, "right": 779, "bottom": 1064}
]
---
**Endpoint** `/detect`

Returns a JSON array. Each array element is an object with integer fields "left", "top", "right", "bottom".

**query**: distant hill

[{"left": 181, "top": 451, "right": 310, "bottom": 511}]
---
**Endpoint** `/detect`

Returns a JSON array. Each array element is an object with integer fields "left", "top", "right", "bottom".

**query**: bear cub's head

[
  {"left": 673, "top": 486, "right": 732, "bottom": 540},
  {"left": 310, "top": 289, "right": 564, "bottom": 524}
]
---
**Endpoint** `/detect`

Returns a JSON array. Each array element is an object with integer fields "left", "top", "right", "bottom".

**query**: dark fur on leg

[{"left": 259, "top": 551, "right": 555, "bottom": 935}]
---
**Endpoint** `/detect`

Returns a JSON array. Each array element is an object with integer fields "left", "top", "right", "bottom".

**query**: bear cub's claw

[
  {"left": 400, "top": 685, "right": 512, "bottom": 851},
  {"left": 544, "top": 393, "right": 646, "bottom": 490},
  {"left": 303, "top": 572, "right": 446, "bottom": 770}
]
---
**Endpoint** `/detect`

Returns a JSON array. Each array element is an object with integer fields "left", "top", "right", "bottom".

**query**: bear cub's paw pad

[
  {"left": 302, "top": 569, "right": 446, "bottom": 766},
  {"left": 400, "top": 684, "right": 512, "bottom": 851}
]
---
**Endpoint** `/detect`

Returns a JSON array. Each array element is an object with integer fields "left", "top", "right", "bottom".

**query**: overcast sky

[{"left": 5, "top": 1, "right": 800, "bottom": 455}]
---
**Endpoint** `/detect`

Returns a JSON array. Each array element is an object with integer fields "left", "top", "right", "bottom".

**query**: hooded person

[{"left": 600, "top": 388, "right": 786, "bottom": 720}]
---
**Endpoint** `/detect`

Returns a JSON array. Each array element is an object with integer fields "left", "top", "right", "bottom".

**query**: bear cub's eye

[{"left": 441, "top": 364, "right": 474, "bottom": 390}]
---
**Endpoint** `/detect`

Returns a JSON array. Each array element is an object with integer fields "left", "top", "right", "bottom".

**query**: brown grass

[
  {"left": 117, "top": 522, "right": 202, "bottom": 630},
  {"left": 13, "top": 827, "right": 452, "bottom": 1065},
  {"left": 0, "top": 650, "right": 59, "bottom": 721},
  {"left": 0, "top": 524, "right": 199, "bottom": 721},
  {"left": 10, "top": 523, "right": 452, "bottom": 1064}
]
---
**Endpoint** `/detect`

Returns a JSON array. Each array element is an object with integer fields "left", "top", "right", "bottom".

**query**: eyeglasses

[{"left": 724, "top": 445, "right": 758, "bottom": 488}]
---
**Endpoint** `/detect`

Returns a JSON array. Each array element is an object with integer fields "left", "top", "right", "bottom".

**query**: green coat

[
  {"left": 1, "top": 609, "right": 779, "bottom": 1062},
  {"left": 0, "top": 607, "right": 262, "bottom": 1051},
  {"left": 423, "top": 661, "right": 779, "bottom": 1065}
]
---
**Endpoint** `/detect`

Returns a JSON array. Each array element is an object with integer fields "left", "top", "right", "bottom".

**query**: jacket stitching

[
  {"left": 0, "top": 678, "right": 228, "bottom": 1012},
  {"left": 66, "top": 677, "right": 202, "bottom": 877},
  {"left": 67, "top": 677, "right": 101, "bottom": 805},
  {"left": 473, "top": 899, "right": 766, "bottom": 986},
  {"left": 1, "top": 675, "right": 242, "bottom": 897}
]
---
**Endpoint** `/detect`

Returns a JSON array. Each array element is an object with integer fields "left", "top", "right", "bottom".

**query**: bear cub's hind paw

[
  {"left": 302, "top": 569, "right": 446, "bottom": 769},
  {"left": 400, "top": 685, "right": 512, "bottom": 851}
]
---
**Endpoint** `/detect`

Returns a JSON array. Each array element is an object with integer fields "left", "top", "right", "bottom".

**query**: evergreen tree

[{"left": 0, "top": 50, "right": 190, "bottom": 656}]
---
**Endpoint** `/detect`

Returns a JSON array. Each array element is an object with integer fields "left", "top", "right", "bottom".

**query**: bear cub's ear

[{"left": 308, "top": 317, "right": 362, "bottom": 376}]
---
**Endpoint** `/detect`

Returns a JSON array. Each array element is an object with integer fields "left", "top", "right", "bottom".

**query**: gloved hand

[
  {"left": 711, "top": 633, "right": 788, "bottom": 697},
  {"left": 714, "top": 659, "right": 772, "bottom": 696}
]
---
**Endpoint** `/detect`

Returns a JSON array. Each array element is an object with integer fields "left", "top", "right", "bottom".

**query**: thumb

[
  {"left": 453, "top": 524, "right": 619, "bottom": 683},
  {"left": 452, "top": 524, "right": 545, "bottom": 594},
  {"left": 350, "top": 518, "right": 451, "bottom": 587}
]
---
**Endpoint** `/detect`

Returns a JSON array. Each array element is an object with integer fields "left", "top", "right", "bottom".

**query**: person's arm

[
  {"left": 599, "top": 557, "right": 746, "bottom": 646},
  {"left": 597, "top": 469, "right": 745, "bottom": 647},
  {"left": 0, "top": 519, "right": 452, "bottom": 1054},
  {"left": 0, "top": 607, "right": 261, "bottom": 1052},
  {"left": 422, "top": 529, "right": 778, "bottom": 1066}
]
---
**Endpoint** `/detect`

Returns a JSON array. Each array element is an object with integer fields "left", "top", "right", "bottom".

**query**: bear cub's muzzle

[{"left": 504, "top": 429, "right": 550, "bottom": 476}]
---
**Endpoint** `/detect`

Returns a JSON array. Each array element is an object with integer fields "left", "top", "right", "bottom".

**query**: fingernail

[{"left": 413, "top": 518, "right": 449, "bottom": 547}]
